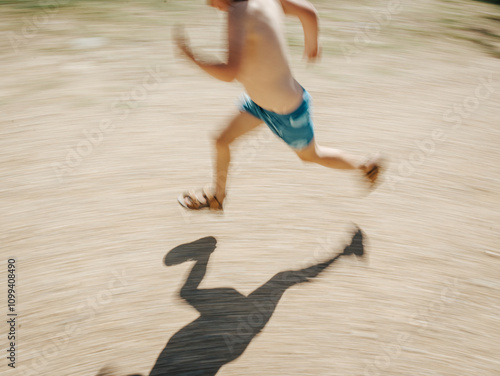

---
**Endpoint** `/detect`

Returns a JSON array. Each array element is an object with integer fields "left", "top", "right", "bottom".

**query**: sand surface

[{"left": 1, "top": 0, "right": 499, "bottom": 375}]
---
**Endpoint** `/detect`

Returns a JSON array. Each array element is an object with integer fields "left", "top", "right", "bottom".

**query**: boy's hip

[{"left": 238, "top": 89, "right": 314, "bottom": 150}]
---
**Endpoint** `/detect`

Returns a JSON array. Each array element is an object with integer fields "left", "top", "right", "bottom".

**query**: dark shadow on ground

[
  {"left": 100, "top": 227, "right": 364, "bottom": 376},
  {"left": 473, "top": 0, "right": 500, "bottom": 5},
  {"left": 152, "top": 228, "right": 363, "bottom": 376}
]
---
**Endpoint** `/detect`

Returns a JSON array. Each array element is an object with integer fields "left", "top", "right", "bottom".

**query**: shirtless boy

[{"left": 175, "top": 0, "right": 383, "bottom": 210}]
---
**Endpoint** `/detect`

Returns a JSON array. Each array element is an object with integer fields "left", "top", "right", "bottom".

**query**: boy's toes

[
  {"left": 362, "top": 153, "right": 386, "bottom": 189},
  {"left": 366, "top": 164, "right": 379, "bottom": 184}
]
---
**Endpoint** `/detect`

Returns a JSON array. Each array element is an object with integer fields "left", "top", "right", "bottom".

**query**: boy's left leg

[
  {"left": 294, "top": 139, "right": 383, "bottom": 185},
  {"left": 295, "top": 139, "right": 363, "bottom": 169}
]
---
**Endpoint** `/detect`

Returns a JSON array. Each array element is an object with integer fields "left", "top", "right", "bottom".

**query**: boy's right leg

[{"left": 213, "top": 111, "right": 263, "bottom": 205}]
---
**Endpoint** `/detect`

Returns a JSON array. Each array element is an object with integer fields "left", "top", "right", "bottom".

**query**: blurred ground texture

[{"left": 1, "top": 0, "right": 500, "bottom": 375}]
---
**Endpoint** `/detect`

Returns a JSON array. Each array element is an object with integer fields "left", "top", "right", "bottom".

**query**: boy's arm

[
  {"left": 174, "top": 7, "right": 245, "bottom": 82},
  {"left": 278, "top": 0, "right": 320, "bottom": 61}
]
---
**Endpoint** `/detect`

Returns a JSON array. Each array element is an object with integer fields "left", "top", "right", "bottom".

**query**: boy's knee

[
  {"left": 297, "top": 151, "right": 316, "bottom": 162},
  {"left": 214, "top": 134, "right": 230, "bottom": 148}
]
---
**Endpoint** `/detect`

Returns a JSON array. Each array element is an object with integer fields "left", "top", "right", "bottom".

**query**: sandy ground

[{"left": 1, "top": 0, "right": 500, "bottom": 375}]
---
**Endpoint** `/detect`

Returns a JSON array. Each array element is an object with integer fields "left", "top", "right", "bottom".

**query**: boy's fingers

[{"left": 305, "top": 46, "right": 321, "bottom": 64}]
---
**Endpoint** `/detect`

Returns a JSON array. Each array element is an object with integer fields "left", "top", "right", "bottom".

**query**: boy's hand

[
  {"left": 279, "top": 0, "right": 320, "bottom": 62},
  {"left": 304, "top": 42, "right": 321, "bottom": 63},
  {"left": 173, "top": 25, "right": 194, "bottom": 60}
]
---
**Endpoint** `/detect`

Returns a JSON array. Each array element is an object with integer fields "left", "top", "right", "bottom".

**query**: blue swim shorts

[{"left": 239, "top": 89, "right": 315, "bottom": 150}]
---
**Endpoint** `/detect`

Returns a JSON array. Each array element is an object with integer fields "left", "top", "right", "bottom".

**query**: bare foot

[{"left": 361, "top": 153, "right": 385, "bottom": 189}]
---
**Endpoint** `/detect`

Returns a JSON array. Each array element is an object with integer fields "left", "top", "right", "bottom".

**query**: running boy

[{"left": 175, "top": 0, "right": 383, "bottom": 210}]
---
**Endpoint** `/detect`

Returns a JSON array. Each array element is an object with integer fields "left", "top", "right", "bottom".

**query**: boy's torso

[{"left": 233, "top": 0, "right": 303, "bottom": 114}]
